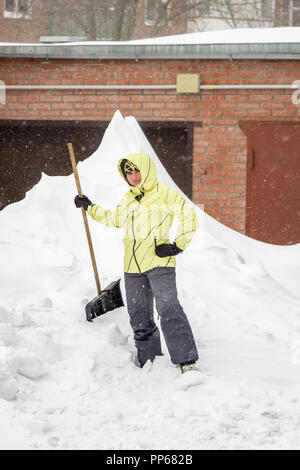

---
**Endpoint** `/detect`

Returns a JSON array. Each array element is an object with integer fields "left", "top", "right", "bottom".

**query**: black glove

[
  {"left": 155, "top": 243, "right": 183, "bottom": 258},
  {"left": 74, "top": 195, "right": 93, "bottom": 211}
]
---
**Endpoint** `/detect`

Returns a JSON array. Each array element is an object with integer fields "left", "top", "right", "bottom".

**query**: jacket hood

[{"left": 118, "top": 153, "right": 158, "bottom": 197}]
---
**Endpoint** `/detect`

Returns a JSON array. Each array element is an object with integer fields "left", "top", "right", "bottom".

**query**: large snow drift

[{"left": 0, "top": 111, "right": 300, "bottom": 450}]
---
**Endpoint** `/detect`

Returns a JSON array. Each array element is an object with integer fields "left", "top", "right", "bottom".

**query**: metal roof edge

[{"left": 0, "top": 42, "right": 300, "bottom": 60}]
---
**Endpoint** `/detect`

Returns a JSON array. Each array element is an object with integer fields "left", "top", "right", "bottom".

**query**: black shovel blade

[{"left": 85, "top": 279, "right": 124, "bottom": 322}]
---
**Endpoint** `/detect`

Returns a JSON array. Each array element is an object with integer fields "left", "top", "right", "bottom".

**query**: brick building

[
  {"left": 0, "top": 0, "right": 41, "bottom": 43},
  {"left": 0, "top": 34, "right": 300, "bottom": 245},
  {"left": 2, "top": 1, "right": 300, "bottom": 44},
  {"left": 0, "top": 0, "right": 188, "bottom": 43}
]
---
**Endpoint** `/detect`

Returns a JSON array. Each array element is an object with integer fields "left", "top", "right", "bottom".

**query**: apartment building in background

[
  {"left": 0, "top": 0, "right": 187, "bottom": 43},
  {"left": 1, "top": 1, "right": 300, "bottom": 44},
  {"left": 188, "top": 1, "right": 300, "bottom": 32}
]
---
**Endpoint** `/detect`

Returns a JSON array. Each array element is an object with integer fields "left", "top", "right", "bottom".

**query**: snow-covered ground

[{"left": 0, "top": 111, "right": 300, "bottom": 450}]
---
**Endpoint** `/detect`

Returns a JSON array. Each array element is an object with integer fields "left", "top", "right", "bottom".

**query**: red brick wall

[
  {"left": 0, "top": 57, "right": 300, "bottom": 233},
  {"left": 0, "top": 0, "right": 43, "bottom": 42}
]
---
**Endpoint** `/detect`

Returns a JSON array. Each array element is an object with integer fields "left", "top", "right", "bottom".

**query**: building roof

[{"left": 1, "top": 27, "right": 300, "bottom": 60}]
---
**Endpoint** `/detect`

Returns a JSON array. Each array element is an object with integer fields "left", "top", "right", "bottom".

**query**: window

[
  {"left": 4, "top": 0, "right": 32, "bottom": 19},
  {"left": 188, "top": 0, "right": 210, "bottom": 19},
  {"left": 145, "top": 0, "right": 157, "bottom": 25},
  {"left": 282, "top": 0, "right": 300, "bottom": 26},
  {"left": 292, "top": 0, "right": 300, "bottom": 25},
  {"left": 261, "top": 0, "right": 274, "bottom": 21},
  {"left": 5, "top": 0, "right": 14, "bottom": 12}
]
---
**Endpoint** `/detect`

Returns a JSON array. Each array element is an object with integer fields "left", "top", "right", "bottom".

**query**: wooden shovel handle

[{"left": 68, "top": 143, "right": 101, "bottom": 295}]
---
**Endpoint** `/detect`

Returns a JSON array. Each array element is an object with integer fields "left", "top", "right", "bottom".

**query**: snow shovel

[{"left": 67, "top": 143, "right": 124, "bottom": 322}]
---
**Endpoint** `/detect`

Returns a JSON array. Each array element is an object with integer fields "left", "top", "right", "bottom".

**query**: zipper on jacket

[{"left": 131, "top": 213, "right": 141, "bottom": 274}]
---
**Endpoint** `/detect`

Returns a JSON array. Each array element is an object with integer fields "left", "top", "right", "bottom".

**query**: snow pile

[
  {"left": 0, "top": 303, "right": 58, "bottom": 400},
  {"left": 0, "top": 110, "right": 300, "bottom": 450}
]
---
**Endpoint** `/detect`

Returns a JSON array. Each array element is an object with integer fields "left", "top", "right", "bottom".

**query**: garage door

[
  {"left": 0, "top": 120, "right": 193, "bottom": 210},
  {"left": 241, "top": 121, "right": 300, "bottom": 246}
]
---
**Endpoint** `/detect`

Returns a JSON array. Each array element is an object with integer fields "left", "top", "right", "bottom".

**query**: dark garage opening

[{"left": 0, "top": 120, "right": 193, "bottom": 210}]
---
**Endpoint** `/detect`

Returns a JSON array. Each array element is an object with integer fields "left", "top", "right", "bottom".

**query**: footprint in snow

[{"left": 175, "top": 371, "right": 206, "bottom": 391}]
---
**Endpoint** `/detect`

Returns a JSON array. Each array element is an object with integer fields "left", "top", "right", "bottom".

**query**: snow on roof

[
  {"left": 1, "top": 27, "right": 300, "bottom": 47},
  {"left": 127, "top": 27, "right": 300, "bottom": 45}
]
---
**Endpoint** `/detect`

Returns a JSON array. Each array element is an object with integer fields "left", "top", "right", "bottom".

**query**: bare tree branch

[{"left": 39, "top": 0, "right": 288, "bottom": 42}]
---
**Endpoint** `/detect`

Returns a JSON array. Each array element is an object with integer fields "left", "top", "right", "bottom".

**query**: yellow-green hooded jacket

[{"left": 88, "top": 153, "right": 198, "bottom": 274}]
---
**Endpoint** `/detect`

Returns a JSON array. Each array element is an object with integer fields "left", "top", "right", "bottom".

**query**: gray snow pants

[{"left": 124, "top": 267, "right": 199, "bottom": 367}]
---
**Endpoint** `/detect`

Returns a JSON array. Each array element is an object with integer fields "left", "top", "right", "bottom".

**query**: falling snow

[{"left": 0, "top": 111, "right": 300, "bottom": 450}]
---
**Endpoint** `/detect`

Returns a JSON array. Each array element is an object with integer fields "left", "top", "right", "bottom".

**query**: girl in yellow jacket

[{"left": 75, "top": 153, "right": 199, "bottom": 373}]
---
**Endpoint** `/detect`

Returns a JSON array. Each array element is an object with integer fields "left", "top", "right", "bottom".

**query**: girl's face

[{"left": 126, "top": 171, "right": 142, "bottom": 187}]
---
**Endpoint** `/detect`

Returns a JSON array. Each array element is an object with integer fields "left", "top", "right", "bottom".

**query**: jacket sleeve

[
  {"left": 167, "top": 188, "right": 198, "bottom": 251},
  {"left": 87, "top": 197, "right": 125, "bottom": 228}
]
